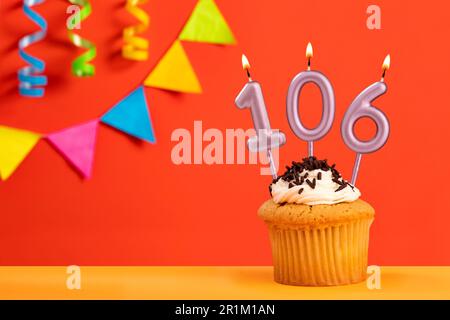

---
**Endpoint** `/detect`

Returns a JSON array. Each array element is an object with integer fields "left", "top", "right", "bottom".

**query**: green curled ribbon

[{"left": 67, "top": 0, "right": 96, "bottom": 77}]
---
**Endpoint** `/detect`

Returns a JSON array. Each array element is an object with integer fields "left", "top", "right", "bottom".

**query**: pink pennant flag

[{"left": 47, "top": 120, "right": 99, "bottom": 179}]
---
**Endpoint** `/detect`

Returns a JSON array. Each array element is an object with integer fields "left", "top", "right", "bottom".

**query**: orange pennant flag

[{"left": 144, "top": 40, "right": 202, "bottom": 94}]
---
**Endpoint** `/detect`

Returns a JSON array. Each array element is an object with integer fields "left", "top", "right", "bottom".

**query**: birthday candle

[
  {"left": 286, "top": 43, "right": 335, "bottom": 157},
  {"left": 341, "top": 54, "right": 391, "bottom": 185},
  {"left": 235, "top": 55, "right": 286, "bottom": 179}
]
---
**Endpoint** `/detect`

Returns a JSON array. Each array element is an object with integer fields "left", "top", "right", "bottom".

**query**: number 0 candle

[
  {"left": 235, "top": 55, "right": 286, "bottom": 179},
  {"left": 286, "top": 43, "right": 335, "bottom": 157},
  {"left": 341, "top": 54, "right": 391, "bottom": 185}
]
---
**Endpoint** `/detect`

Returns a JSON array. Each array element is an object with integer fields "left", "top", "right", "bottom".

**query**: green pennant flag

[{"left": 179, "top": 0, "right": 236, "bottom": 45}]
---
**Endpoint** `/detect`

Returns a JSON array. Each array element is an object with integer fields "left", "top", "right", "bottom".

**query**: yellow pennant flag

[
  {"left": 179, "top": 0, "right": 236, "bottom": 45},
  {"left": 144, "top": 40, "right": 202, "bottom": 94},
  {"left": 0, "top": 126, "right": 40, "bottom": 180}
]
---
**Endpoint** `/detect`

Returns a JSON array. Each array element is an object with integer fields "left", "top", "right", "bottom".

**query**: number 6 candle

[
  {"left": 341, "top": 54, "right": 391, "bottom": 185},
  {"left": 235, "top": 54, "right": 286, "bottom": 179},
  {"left": 286, "top": 43, "right": 335, "bottom": 157}
]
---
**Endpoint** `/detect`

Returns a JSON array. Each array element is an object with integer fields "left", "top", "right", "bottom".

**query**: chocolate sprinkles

[
  {"left": 268, "top": 156, "right": 351, "bottom": 196},
  {"left": 305, "top": 178, "right": 316, "bottom": 189}
]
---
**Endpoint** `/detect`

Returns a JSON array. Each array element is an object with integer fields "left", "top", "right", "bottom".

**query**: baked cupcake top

[
  {"left": 270, "top": 156, "right": 360, "bottom": 205},
  {"left": 258, "top": 198, "right": 374, "bottom": 227}
]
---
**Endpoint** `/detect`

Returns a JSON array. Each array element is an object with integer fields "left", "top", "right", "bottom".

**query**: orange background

[{"left": 0, "top": 0, "right": 449, "bottom": 265}]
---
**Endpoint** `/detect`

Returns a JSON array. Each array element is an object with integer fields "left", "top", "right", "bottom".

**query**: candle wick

[
  {"left": 381, "top": 68, "right": 387, "bottom": 81},
  {"left": 246, "top": 68, "right": 252, "bottom": 81},
  {"left": 307, "top": 58, "right": 311, "bottom": 71}
]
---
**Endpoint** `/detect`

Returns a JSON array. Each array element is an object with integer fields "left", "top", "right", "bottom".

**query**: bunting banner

[
  {"left": 178, "top": 0, "right": 236, "bottom": 45},
  {"left": 47, "top": 120, "right": 99, "bottom": 179},
  {"left": 101, "top": 86, "right": 156, "bottom": 143},
  {"left": 18, "top": 0, "right": 48, "bottom": 98},
  {"left": 122, "top": 0, "right": 150, "bottom": 61},
  {"left": 0, "top": 126, "right": 40, "bottom": 180},
  {"left": 143, "top": 40, "right": 202, "bottom": 93},
  {"left": 2, "top": 1, "right": 236, "bottom": 180},
  {"left": 143, "top": 0, "right": 235, "bottom": 93}
]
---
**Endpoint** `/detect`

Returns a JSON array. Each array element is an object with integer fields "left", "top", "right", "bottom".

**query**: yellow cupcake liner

[{"left": 266, "top": 218, "right": 373, "bottom": 286}]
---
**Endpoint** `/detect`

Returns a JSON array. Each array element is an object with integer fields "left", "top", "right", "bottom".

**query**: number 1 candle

[
  {"left": 235, "top": 55, "right": 286, "bottom": 179},
  {"left": 286, "top": 43, "right": 335, "bottom": 157},
  {"left": 341, "top": 54, "right": 391, "bottom": 185}
]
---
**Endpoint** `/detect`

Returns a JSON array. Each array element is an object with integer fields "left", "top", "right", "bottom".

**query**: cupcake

[{"left": 258, "top": 156, "right": 375, "bottom": 286}]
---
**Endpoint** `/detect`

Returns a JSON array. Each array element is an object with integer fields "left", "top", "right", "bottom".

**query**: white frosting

[{"left": 271, "top": 169, "right": 360, "bottom": 205}]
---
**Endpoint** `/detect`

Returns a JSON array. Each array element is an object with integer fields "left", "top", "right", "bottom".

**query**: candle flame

[
  {"left": 242, "top": 54, "right": 250, "bottom": 70},
  {"left": 382, "top": 54, "right": 391, "bottom": 70},
  {"left": 306, "top": 42, "right": 313, "bottom": 70},
  {"left": 381, "top": 54, "right": 390, "bottom": 81},
  {"left": 306, "top": 42, "right": 313, "bottom": 59}
]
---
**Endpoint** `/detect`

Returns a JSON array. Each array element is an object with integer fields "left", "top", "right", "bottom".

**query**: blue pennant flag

[{"left": 101, "top": 86, "right": 155, "bottom": 143}]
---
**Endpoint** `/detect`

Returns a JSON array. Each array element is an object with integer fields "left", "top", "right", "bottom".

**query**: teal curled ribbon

[{"left": 18, "top": 0, "right": 47, "bottom": 98}]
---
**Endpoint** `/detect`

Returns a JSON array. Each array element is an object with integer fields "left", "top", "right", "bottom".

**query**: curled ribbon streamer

[
  {"left": 68, "top": 0, "right": 96, "bottom": 76},
  {"left": 122, "top": 0, "right": 149, "bottom": 61},
  {"left": 18, "top": 0, "right": 48, "bottom": 98}
]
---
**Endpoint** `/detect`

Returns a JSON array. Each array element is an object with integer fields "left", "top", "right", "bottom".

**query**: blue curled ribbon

[{"left": 18, "top": 0, "right": 47, "bottom": 98}]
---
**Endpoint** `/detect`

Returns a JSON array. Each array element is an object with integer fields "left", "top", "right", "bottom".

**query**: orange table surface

[{"left": 1, "top": 266, "right": 449, "bottom": 300}]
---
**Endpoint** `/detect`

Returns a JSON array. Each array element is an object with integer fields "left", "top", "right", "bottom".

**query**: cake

[{"left": 258, "top": 156, "right": 375, "bottom": 286}]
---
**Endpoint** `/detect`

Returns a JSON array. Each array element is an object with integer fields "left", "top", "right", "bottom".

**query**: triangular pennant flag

[
  {"left": 47, "top": 120, "right": 99, "bottom": 179},
  {"left": 144, "top": 40, "right": 202, "bottom": 93},
  {"left": 0, "top": 126, "right": 40, "bottom": 180},
  {"left": 179, "top": 0, "right": 236, "bottom": 45},
  {"left": 101, "top": 86, "right": 156, "bottom": 142}
]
